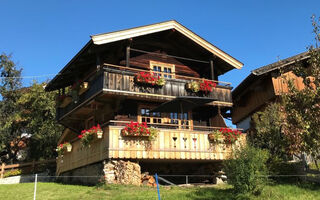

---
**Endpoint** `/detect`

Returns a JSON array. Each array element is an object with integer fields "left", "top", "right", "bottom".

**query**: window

[
  {"left": 138, "top": 105, "right": 192, "bottom": 130},
  {"left": 150, "top": 61, "right": 175, "bottom": 79},
  {"left": 170, "top": 112, "right": 190, "bottom": 129},
  {"left": 139, "top": 106, "right": 162, "bottom": 124}
]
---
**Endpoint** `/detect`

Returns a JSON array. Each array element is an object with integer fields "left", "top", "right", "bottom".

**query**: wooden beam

[
  {"left": 96, "top": 53, "right": 101, "bottom": 70},
  {"left": 210, "top": 60, "right": 215, "bottom": 81},
  {"left": 126, "top": 46, "right": 130, "bottom": 67}
]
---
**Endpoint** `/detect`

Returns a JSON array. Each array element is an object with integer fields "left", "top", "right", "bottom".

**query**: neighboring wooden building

[
  {"left": 232, "top": 51, "right": 310, "bottom": 131},
  {"left": 46, "top": 21, "right": 244, "bottom": 183}
]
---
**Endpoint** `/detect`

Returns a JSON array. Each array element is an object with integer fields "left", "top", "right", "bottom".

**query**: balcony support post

[
  {"left": 210, "top": 59, "right": 215, "bottom": 81},
  {"left": 126, "top": 46, "right": 130, "bottom": 67}
]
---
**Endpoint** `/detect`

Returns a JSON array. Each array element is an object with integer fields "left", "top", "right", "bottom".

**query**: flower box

[
  {"left": 186, "top": 80, "right": 217, "bottom": 94},
  {"left": 97, "top": 130, "right": 103, "bottom": 138},
  {"left": 56, "top": 142, "right": 72, "bottom": 155},
  {"left": 208, "top": 128, "right": 242, "bottom": 144},
  {"left": 121, "top": 121, "right": 158, "bottom": 140},
  {"left": 78, "top": 124, "right": 103, "bottom": 147},
  {"left": 66, "top": 144, "right": 72, "bottom": 152},
  {"left": 135, "top": 72, "right": 165, "bottom": 87}
]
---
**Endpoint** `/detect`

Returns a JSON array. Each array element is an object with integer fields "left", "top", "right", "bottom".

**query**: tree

[
  {"left": 0, "top": 53, "right": 23, "bottom": 163},
  {"left": 16, "top": 81, "right": 63, "bottom": 161},
  {"left": 281, "top": 15, "right": 320, "bottom": 166},
  {"left": 0, "top": 53, "right": 63, "bottom": 163},
  {"left": 251, "top": 103, "right": 292, "bottom": 160}
]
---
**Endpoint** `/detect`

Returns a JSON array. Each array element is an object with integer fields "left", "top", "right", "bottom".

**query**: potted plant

[
  {"left": 96, "top": 124, "right": 103, "bottom": 138},
  {"left": 219, "top": 127, "right": 242, "bottom": 144},
  {"left": 208, "top": 130, "right": 224, "bottom": 143},
  {"left": 186, "top": 80, "right": 217, "bottom": 94},
  {"left": 65, "top": 142, "right": 72, "bottom": 152},
  {"left": 56, "top": 142, "right": 72, "bottom": 155},
  {"left": 199, "top": 80, "right": 216, "bottom": 93},
  {"left": 121, "top": 121, "right": 158, "bottom": 141},
  {"left": 78, "top": 124, "right": 103, "bottom": 147},
  {"left": 78, "top": 129, "right": 95, "bottom": 147},
  {"left": 208, "top": 128, "right": 242, "bottom": 145},
  {"left": 135, "top": 72, "right": 166, "bottom": 87},
  {"left": 56, "top": 143, "right": 65, "bottom": 156}
]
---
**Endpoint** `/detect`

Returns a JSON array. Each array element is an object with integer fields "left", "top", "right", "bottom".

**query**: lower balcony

[{"left": 56, "top": 121, "right": 245, "bottom": 175}]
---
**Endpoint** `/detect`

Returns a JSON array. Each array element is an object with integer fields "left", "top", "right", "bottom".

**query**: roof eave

[
  {"left": 91, "top": 20, "right": 243, "bottom": 70},
  {"left": 45, "top": 40, "right": 93, "bottom": 91}
]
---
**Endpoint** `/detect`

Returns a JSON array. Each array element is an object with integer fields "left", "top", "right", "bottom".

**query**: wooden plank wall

[
  {"left": 104, "top": 70, "right": 232, "bottom": 103},
  {"left": 232, "top": 75, "right": 276, "bottom": 124},
  {"left": 272, "top": 71, "right": 304, "bottom": 95},
  {"left": 119, "top": 51, "right": 201, "bottom": 78},
  {"left": 56, "top": 127, "right": 110, "bottom": 175},
  {"left": 57, "top": 126, "right": 246, "bottom": 175}
]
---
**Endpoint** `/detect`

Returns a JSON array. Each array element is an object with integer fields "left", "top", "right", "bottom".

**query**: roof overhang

[{"left": 91, "top": 20, "right": 243, "bottom": 70}]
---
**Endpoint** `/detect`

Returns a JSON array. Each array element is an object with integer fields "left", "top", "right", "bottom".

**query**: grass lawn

[{"left": 0, "top": 182, "right": 320, "bottom": 200}]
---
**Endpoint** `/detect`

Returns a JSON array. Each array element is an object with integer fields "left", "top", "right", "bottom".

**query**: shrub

[
  {"left": 224, "top": 145, "right": 269, "bottom": 195},
  {"left": 4, "top": 169, "right": 22, "bottom": 178}
]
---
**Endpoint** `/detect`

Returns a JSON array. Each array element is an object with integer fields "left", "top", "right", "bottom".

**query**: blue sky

[{"left": 1, "top": 0, "right": 319, "bottom": 88}]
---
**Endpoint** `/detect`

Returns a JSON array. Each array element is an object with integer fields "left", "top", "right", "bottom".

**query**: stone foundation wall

[{"left": 59, "top": 162, "right": 104, "bottom": 185}]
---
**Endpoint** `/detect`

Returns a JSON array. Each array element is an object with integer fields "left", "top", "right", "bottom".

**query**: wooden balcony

[
  {"left": 56, "top": 122, "right": 245, "bottom": 174},
  {"left": 56, "top": 64, "right": 233, "bottom": 120},
  {"left": 103, "top": 64, "right": 232, "bottom": 103}
]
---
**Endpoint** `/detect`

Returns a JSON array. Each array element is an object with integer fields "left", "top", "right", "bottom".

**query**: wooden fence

[{"left": 0, "top": 159, "right": 55, "bottom": 179}]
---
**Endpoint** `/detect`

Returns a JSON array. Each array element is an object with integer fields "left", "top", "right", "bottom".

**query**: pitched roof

[
  {"left": 252, "top": 51, "right": 310, "bottom": 76},
  {"left": 232, "top": 51, "right": 310, "bottom": 98},
  {"left": 91, "top": 20, "right": 243, "bottom": 69}
]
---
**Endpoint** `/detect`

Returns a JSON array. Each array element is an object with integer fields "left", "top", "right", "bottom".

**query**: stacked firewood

[{"left": 141, "top": 172, "right": 157, "bottom": 187}]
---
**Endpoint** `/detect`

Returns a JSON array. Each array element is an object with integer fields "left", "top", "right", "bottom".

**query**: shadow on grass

[
  {"left": 292, "top": 182, "right": 320, "bottom": 191},
  {"left": 186, "top": 186, "right": 237, "bottom": 200}
]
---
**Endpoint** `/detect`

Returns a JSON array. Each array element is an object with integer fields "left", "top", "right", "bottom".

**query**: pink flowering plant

[{"left": 121, "top": 121, "right": 158, "bottom": 140}]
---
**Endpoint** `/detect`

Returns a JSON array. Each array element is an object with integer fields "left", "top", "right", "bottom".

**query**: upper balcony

[{"left": 56, "top": 64, "right": 233, "bottom": 121}]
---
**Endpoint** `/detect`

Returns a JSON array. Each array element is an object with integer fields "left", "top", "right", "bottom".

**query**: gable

[{"left": 91, "top": 20, "right": 243, "bottom": 69}]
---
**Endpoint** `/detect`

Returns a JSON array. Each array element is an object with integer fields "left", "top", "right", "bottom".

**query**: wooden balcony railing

[
  {"left": 56, "top": 122, "right": 245, "bottom": 174},
  {"left": 103, "top": 63, "right": 232, "bottom": 87},
  {"left": 103, "top": 64, "right": 232, "bottom": 103}
]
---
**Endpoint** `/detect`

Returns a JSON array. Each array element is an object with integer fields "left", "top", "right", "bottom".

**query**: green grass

[{"left": 0, "top": 182, "right": 320, "bottom": 200}]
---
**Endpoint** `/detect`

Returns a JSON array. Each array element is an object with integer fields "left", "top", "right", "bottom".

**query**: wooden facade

[
  {"left": 47, "top": 21, "right": 244, "bottom": 175},
  {"left": 232, "top": 51, "right": 309, "bottom": 130}
]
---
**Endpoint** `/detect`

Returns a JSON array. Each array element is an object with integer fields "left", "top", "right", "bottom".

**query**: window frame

[{"left": 149, "top": 61, "right": 175, "bottom": 79}]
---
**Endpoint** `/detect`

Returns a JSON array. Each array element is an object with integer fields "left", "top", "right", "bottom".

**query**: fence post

[
  {"left": 33, "top": 174, "right": 38, "bottom": 200},
  {"left": 1, "top": 163, "right": 5, "bottom": 179},
  {"left": 186, "top": 175, "right": 188, "bottom": 184},
  {"left": 155, "top": 173, "right": 161, "bottom": 200}
]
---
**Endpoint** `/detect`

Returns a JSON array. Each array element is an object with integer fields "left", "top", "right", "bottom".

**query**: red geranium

[{"left": 199, "top": 80, "right": 216, "bottom": 93}]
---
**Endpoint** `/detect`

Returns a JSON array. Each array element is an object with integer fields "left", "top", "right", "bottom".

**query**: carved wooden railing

[
  {"left": 56, "top": 122, "right": 245, "bottom": 174},
  {"left": 103, "top": 64, "right": 232, "bottom": 102}
]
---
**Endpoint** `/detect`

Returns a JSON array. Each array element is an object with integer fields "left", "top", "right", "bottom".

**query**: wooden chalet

[
  {"left": 46, "top": 21, "right": 245, "bottom": 181},
  {"left": 232, "top": 51, "right": 310, "bottom": 131}
]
